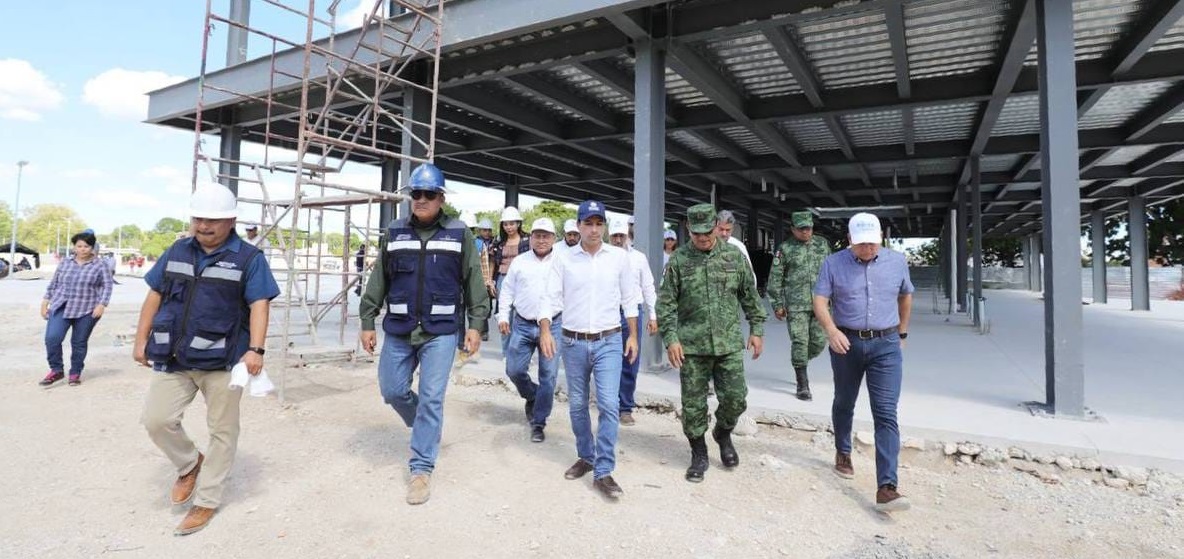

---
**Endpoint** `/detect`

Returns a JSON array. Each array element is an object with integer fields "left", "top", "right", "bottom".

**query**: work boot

[
  {"left": 794, "top": 367, "right": 812, "bottom": 401},
  {"left": 685, "top": 436, "right": 709, "bottom": 483},
  {"left": 712, "top": 425, "right": 739, "bottom": 468}
]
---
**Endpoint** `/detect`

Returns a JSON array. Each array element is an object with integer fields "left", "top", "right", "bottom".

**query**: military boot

[
  {"left": 712, "top": 425, "right": 739, "bottom": 468},
  {"left": 685, "top": 437, "right": 709, "bottom": 482},
  {"left": 794, "top": 367, "right": 813, "bottom": 401}
]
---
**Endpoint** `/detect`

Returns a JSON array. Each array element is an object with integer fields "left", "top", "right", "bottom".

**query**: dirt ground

[{"left": 1, "top": 300, "right": 1182, "bottom": 559}]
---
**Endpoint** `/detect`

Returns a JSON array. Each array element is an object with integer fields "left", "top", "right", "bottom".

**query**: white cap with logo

[
  {"left": 609, "top": 219, "right": 629, "bottom": 236},
  {"left": 848, "top": 212, "right": 883, "bottom": 245},
  {"left": 564, "top": 219, "right": 578, "bottom": 233}
]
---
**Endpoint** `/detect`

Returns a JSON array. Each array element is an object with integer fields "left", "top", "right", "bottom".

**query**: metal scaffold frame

[{"left": 188, "top": 0, "right": 444, "bottom": 399}]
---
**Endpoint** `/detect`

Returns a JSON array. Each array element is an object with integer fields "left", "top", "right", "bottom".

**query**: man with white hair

[
  {"left": 812, "top": 212, "right": 914, "bottom": 513},
  {"left": 609, "top": 219, "right": 657, "bottom": 426},
  {"left": 498, "top": 218, "right": 564, "bottom": 443}
]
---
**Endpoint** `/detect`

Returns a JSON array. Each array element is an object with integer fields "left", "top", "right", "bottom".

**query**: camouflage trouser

[
  {"left": 679, "top": 351, "right": 748, "bottom": 439},
  {"left": 788, "top": 309, "right": 827, "bottom": 368}
]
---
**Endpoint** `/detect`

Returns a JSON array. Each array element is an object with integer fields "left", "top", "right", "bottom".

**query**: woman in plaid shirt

[{"left": 38, "top": 231, "right": 112, "bottom": 387}]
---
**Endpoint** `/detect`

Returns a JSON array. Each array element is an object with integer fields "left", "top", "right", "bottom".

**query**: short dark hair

[{"left": 70, "top": 232, "right": 97, "bottom": 248}]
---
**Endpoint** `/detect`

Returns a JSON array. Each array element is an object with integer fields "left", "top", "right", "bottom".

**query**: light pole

[{"left": 8, "top": 161, "right": 28, "bottom": 276}]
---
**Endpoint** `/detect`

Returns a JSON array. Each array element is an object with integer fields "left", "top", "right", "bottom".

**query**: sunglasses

[{"left": 410, "top": 190, "right": 440, "bottom": 201}]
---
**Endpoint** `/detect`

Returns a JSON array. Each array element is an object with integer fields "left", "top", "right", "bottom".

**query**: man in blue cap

[
  {"left": 359, "top": 162, "right": 490, "bottom": 505},
  {"left": 539, "top": 199, "right": 639, "bottom": 500}
]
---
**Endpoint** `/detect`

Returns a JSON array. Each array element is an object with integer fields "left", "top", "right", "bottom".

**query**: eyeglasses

[{"left": 410, "top": 190, "right": 440, "bottom": 201}]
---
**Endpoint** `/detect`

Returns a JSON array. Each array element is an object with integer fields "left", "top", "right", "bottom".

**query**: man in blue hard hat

[{"left": 358, "top": 162, "right": 490, "bottom": 505}]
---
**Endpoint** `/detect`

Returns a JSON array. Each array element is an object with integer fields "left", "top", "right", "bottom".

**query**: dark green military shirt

[
  {"left": 656, "top": 238, "right": 767, "bottom": 356},
  {"left": 359, "top": 212, "right": 490, "bottom": 345},
  {"left": 768, "top": 235, "right": 831, "bottom": 311}
]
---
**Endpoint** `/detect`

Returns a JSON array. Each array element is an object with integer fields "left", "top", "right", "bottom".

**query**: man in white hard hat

[
  {"left": 609, "top": 219, "right": 657, "bottom": 426},
  {"left": 562, "top": 218, "right": 580, "bottom": 253},
  {"left": 359, "top": 163, "right": 490, "bottom": 505},
  {"left": 498, "top": 218, "right": 564, "bottom": 442},
  {"left": 135, "top": 182, "right": 280, "bottom": 535},
  {"left": 812, "top": 212, "right": 914, "bottom": 513}
]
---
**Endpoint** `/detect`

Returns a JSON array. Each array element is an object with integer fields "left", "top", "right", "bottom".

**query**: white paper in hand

[{"left": 228, "top": 362, "right": 275, "bottom": 397}]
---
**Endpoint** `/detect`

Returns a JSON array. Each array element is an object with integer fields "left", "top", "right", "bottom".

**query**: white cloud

[
  {"left": 338, "top": 0, "right": 388, "bottom": 29},
  {"left": 83, "top": 188, "right": 164, "bottom": 210},
  {"left": 59, "top": 169, "right": 106, "bottom": 180},
  {"left": 141, "top": 165, "right": 185, "bottom": 180},
  {"left": 0, "top": 59, "right": 65, "bottom": 121},
  {"left": 82, "top": 68, "right": 185, "bottom": 120}
]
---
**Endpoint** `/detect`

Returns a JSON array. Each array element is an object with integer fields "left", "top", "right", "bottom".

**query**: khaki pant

[{"left": 141, "top": 370, "right": 242, "bottom": 509}]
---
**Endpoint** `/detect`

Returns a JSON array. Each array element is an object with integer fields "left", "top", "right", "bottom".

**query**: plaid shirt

[{"left": 44, "top": 257, "right": 113, "bottom": 319}]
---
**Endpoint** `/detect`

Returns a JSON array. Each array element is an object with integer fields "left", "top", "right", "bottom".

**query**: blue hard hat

[{"left": 408, "top": 163, "right": 445, "bottom": 192}]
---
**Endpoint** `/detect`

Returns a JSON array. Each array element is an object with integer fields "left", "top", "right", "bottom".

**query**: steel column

[
  {"left": 1036, "top": 0, "right": 1085, "bottom": 417},
  {"left": 971, "top": 156, "right": 983, "bottom": 326},
  {"left": 381, "top": 159, "right": 399, "bottom": 224},
  {"left": 1129, "top": 195, "right": 1150, "bottom": 310},
  {"left": 218, "top": 125, "right": 242, "bottom": 195},
  {"left": 634, "top": 38, "right": 666, "bottom": 369},
  {"left": 505, "top": 179, "right": 520, "bottom": 209},
  {"left": 399, "top": 67, "right": 431, "bottom": 221},
  {"left": 218, "top": 0, "right": 250, "bottom": 195},
  {"left": 1030, "top": 234, "right": 1043, "bottom": 292},
  {"left": 955, "top": 183, "right": 968, "bottom": 311},
  {"left": 1090, "top": 209, "right": 1108, "bottom": 303},
  {"left": 1021, "top": 229, "right": 1032, "bottom": 291}
]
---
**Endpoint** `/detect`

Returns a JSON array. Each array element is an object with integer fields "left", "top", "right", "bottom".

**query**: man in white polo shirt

[
  {"left": 562, "top": 219, "right": 580, "bottom": 253},
  {"left": 498, "top": 218, "right": 563, "bottom": 443},
  {"left": 539, "top": 200, "right": 639, "bottom": 500}
]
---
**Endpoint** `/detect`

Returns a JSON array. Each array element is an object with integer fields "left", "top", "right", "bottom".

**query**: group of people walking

[{"left": 35, "top": 162, "right": 915, "bottom": 535}]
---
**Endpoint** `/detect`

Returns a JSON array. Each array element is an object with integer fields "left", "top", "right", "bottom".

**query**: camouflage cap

[
  {"left": 687, "top": 203, "right": 717, "bottom": 234},
  {"left": 792, "top": 211, "right": 814, "bottom": 228}
]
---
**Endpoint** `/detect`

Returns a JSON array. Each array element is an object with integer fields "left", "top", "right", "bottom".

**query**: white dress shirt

[
  {"left": 727, "top": 235, "right": 757, "bottom": 284},
  {"left": 497, "top": 248, "right": 561, "bottom": 323},
  {"left": 542, "top": 243, "right": 639, "bottom": 333},
  {"left": 626, "top": 247, "right": 657, "bottom": 318}
]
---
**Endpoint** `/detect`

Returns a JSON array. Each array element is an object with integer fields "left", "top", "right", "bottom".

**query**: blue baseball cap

[{"left": 577, "top": 199, "right": 606, "bottom": 222}]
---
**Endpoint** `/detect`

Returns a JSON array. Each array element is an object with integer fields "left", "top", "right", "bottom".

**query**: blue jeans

[
  {"left": 377, "top": 331, "right": 456, "bottom": 474},
  {"left": 505, "top": 315, "right": 562, "bottom": 427},
  {"left": 44, "top": 307, "right": 100, "bottom": 375},
  {"left": 562, "top": 331, "right": 623, "bottom": 479},
  {"left": 618, "top": 308, "right": 643, "bottom": 413},
  {"left": 830, "top": 333, "right": 903, "bottom": 487}
]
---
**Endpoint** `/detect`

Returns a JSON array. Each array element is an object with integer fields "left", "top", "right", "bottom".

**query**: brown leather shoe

[
  {"left": 619, "top": 412, "right": 635, "bottom": 426},
  {"left": 834, "top": 452, "right": 855, "bottom": 479},
  {"left": 171, "top": 453, "right": 204, "bottom": 505},
  {"left": 593, "top": 475, "right": 624, "bottom": 499},
  {"left": 876, "top": 484, "right": 911, "bottom": 512},
  {"left": 564, "top": 459, "right": 594, "bottom": 480},
  {"left": 174, "top": 505, "right": 216, "bottom": 536}
]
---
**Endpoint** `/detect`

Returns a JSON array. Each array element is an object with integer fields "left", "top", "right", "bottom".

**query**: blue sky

[{"left": 0, "top": 0, "right": 563, "bottom": 237}]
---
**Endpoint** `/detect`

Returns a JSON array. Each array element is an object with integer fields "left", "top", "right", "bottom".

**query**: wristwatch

[
  {"left": 248, "top": 346, "right": 266, "bottom": 355},
  {"left": 899, "top": 332, "right": 909, "bottom": 340}
]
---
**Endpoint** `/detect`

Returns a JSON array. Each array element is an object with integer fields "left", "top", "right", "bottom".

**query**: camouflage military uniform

[
  {"left": 657, "top": 222, "right": 767, "bottom": 439},
  {"left": 768, "top": 222, "right": 831, "bottom": 369}
]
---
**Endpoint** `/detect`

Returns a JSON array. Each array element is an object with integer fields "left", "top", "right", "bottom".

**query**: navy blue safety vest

[
  {"left": 383, "top": 217, "right": 466, "bottom": 336},
  {"left": 145, "top": 236, "right": 259, "bottom": 370}
]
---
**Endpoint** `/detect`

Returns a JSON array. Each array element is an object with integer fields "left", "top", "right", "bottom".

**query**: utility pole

[{"left": 7, "top": 161, "right": 28, "bottom": 277}]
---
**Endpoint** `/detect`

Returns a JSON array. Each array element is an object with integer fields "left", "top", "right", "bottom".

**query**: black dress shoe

[
  {"left": 530, "top": 425, "right": 545, "bottom": 443},
  {"left": 564, "top": 459, "right": 593, "bottom": 480},
  {"left": 593, "top": 476, "right": 623, "bottom": 499}
]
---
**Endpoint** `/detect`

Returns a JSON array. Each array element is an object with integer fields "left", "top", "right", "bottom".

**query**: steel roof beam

[
  {"left": 1131, "top": 145, "right": 1184, "bottom": 174},
  {"left": 1124, "top": 83, "right": 1184, "bottom": 141},
  {"left": 503, "top": 73, "right": 621, "bottom": 130},
  {"left": 1077, "top": 0, "right": 1184, "bottom": 116}
]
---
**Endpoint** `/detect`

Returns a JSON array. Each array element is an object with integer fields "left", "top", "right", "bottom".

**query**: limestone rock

[
  {"left": 759, "top": 454, "right": 788, "bottom": 470},
  {"left": 976, "top": 447, "right": 1008, "bottom": 467},
  {"left": 1105, "top": 477, "right": 1131, "bottom": 489},
  {"left": 902, "top": 437, "right": 926, "bottom": 451},
  {"left": 1115, "top": 466, "right": 1149, "bottom": 486},
  {"left": 943, "top": 443, "right": 958, "bottom": 456},
  {"left": 957, "top": 443, "right": 982, "bottom": 456},
  {"left": 1008, "top": 447, "right": 1029, "bottom": 460},
  {"left": 1079, "top": 458, "right": 1101, "bottom": 471},
  {"left": 732, "top": 414, "right": 759, "bottom": 437},
  {"left": 1054, "top": 456, "right": 1074, "bottom": 470}
]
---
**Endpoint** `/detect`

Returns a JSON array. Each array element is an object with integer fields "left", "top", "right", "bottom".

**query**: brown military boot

[
  {"left": 794, "top": 367, "right": 812, "bottom": 401},
  {"left": 174, "top": 505, "right": 216, "bottom": 536},
  {"left": 834, "top": 451, "right": 855, "bottom": 479},
  {"left": 170, "top": 453, "right": 204, "bottom": 505}
]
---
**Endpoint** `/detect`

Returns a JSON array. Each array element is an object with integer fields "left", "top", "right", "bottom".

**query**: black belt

[
  {"left": 562, "top": 326, "right": 621, "bottom": 341},
  {"left": 838, "top": 326, "right": 898, "bottom": 340},
  {"left": 516, "top": 312, "right": 561, "bottom": 326}
]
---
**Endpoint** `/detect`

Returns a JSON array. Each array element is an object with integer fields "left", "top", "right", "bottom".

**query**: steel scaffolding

[{"left": 189, "top": 0, "right": 444, "bottom": 398}]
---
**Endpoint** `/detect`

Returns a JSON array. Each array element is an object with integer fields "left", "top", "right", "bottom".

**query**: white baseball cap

[
  {"left": 609, "top": 219, "right": 629, "bottom": 236},
  {"left": 564, "top": 219, "right": 578, "bottom": 233},
  {"left": 848, "top": 212, "right": 883, "bottom": 245},
  {"left": 529, "top": 217, "right": 556, "bottom": 235},
  {"left": 663, "top": 230, "right": 677, "bottom": 240}
]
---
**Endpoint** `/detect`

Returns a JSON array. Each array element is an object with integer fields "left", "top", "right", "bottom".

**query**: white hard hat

[
  {"left": 609, "top": 219, "right": 629, "bottom": 236},
  {"left": 189, "top": 182, "right": 238, "bottom": 219},
  {"left": 529, "top": 217, "right": 556, "bottom": 235},
  {"left": 476, "top": 218, "right": 493, "bottom": 230},
  {"left": 563, "top": 219, "right": 578, "bottom": 233},
  {"left": 501, "top": 206, "right": 523, "bottom": 222}
]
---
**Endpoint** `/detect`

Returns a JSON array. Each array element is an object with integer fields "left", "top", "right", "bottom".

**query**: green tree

[
  {"left": 442, "top": 201, "right": 461, "bottom": 220},
  {"left": 908, "top": 239, "right": 940, "bottom": 266},
  {"left": 153, "top": 217, "right": 187, "bottom": 234},
  {"left": 523, "top": 200, "right": 577, "bottom": 234},
  {"left": 17, "top": 204, "right": 87, "bottom": 254},
  {"left": 141, "top": 231, "right": 178, "bottom": 259},
  {"left": 474, "top": 209, "right": 501, "bottom": 230},
  {"left": 983, "top": 237, "right": 1023, "bottom": 267},
  {"left": 0, "top": 201, "right": 12, "bottom": 243}
]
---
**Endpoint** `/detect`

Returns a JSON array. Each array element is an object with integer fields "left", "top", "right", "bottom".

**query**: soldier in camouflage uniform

[
  {"left": 768, "top": 211, "right": 831, "bottom": 401},
  {"left": 657, "top": 204, "right": 767, "bottom": 483}
]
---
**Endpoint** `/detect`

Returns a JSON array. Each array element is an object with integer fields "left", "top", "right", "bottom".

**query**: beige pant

[{"left": 141, "top": 369, "right": 243, "bottom": 509}]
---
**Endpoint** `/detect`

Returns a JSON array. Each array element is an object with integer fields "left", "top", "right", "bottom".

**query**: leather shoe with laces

[
  {"left": 563, "top": 459, "right": 593, "bottom": 480},
  {"left": 174, "top": 505, "right": 216, "bottom": 536},
  {"left": 171, "top": 453, "right": 204, "bottom": 505},
  {"left": 834, "top": 452, "right": 854, "bottom": 479},
  {"left": 876, "top": 484, "right": 911, "bottom": 512},
  {"left": 406, "top": 474, "right": 431, "bottom": 505},
  {"left": 593, "top": 475, "right": 623, "bottom": 499}
]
